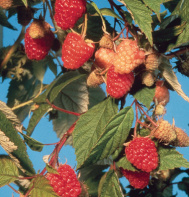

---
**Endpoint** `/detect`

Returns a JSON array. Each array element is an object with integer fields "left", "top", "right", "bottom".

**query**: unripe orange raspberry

[
  {"left": 120, "top": 168, "right": 150, "bottom": 189},
  {"left": 153, "top": 120, "right": 176, "bottom": 144},
  {"left": 154, "top": 80, "right": 170, "bottom": 105},
  {"left": 29, "top": 19, "right": 51, "bottom": 39},
  {"left": 170, "top": 127, "right": 189, "bottom": 147},
  {"left": 0, "top": 0, "right": 12, "bottom": 9},
  {"left": 99, "top": 34, "right": 114, "bottom": 50},
  {"left": 141, "top": 71, "right": 155, "bottom": 87},
  {"left": 113, "top": 39, "right": 145, "bottom": 74},
  {"left": 94, "top": 48, "right": 115, "bottom": 69},
  {"left": 145, "top": 53, "right": 161, "bottom": 70},
  {"left": 87, "top": 69, "right": 104, "bottom": 87},
  {"left": 155, "top": 103, "right": 165, "bottom": 116}
]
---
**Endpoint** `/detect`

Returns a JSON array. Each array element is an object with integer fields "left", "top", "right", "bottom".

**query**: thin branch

[
  {"left": 0, "top": 26, "right": 25, "bottom": 70},
  {"left": 46, "top": 98, "right": 81, "bottom": 116},
  {"left": 165, "top": 46, "right": 189, "bottom": 59}
]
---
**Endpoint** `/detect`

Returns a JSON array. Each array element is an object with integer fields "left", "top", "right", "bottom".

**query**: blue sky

[{"left": 0, "top": 1, "right": 189, "bottom": 196}]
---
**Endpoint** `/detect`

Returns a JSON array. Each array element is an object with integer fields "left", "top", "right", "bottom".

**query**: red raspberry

[
  {"left": 154, "top": 80, "right": 170, "bottom": 105},
  {"left": 125, "top": 137, "right": 158, "bottom": 172},
  {"left": 47, "top": 164, "right": 81, "bottom": 197},
  {"left": 62, "top": 32, "right": 95, "bottom": 70},
  {"left": 94, "top": 48, "right": 115, "bottom": 69},
  {"left": 113, "top": 39, "right": 145, "bottom": 74},
  {"left": 24, "top": 27, "right": 54, "bottom": 60},
  {"left": 54, "top": 0, "right": 86, "bottom": 30},
  {"left": 120, "top": 168, "right": 150, "bottom": 189},
  {"left": 106, "top": 65, "right": 134, "bottom": 99}
]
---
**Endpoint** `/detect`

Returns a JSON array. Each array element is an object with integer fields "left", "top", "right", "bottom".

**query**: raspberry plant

[{"left": 0, "top": 0, "right": 189, "bottom": 197}]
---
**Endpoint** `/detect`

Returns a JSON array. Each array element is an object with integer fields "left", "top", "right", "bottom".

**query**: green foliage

[
  {"left": 0, "top": 9, "right": 17, "bottom": 30},
  {"left": 0, "top": 155, "right": 19, "bottom": 187},
  {"left": 29, "top": 176, "right": 58, "bottom": 197}
]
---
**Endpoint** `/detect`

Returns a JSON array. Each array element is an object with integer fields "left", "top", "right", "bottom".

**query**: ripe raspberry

[
  {"left": 24, "top": 26, "right": 54, "bottom": 60},
  {"left": 113, "top": 39, "right": 145, "bottom": 74},
  {"left": 17, "top": 6, "right": 34, "bottom": 26},
  {"left": 106, "top": 65, "right": 134, "bottom": 99},
  {"left": 170, "top": 127, "right": 189, "bottom": 147},
  {"left": 99, "top": 34, "right": 114, "bottom": 50},
  {"left": 141, "top": 71, "right": 155, "bottom": 87},
  {"left": 153, "top": 120, "right": 176, "bottom": 144},
  {"left": 154, "top": 80, "right": 170, "bottom": 105},
  {"left": 54, "top": 0, "right": 86, "bottom": 30},
  {"left": 120, "top": 168, "right": 150, "bottom": 189},
  {"left": 62, "top": 32, "right": 95, "bottom": 70},
  {"left": 94, "top": 48, "right": 115, "bottom": 69},
  {"left": 145, "top": 53, "right": 161, "bottom": 70},
  {"left": 125, "top": 137, "right": 158, "bottom": 172},
  {"left": 87, "top": 68, "right": 104, "bottom": 87},
  {"left": 47, "top": 164, "right": 81, "bottom": 197},
  {"left": 0, "top": 0, "right": 12, "bottom": 9}
]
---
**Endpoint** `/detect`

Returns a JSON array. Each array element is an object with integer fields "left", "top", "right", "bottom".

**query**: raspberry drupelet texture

[
  {"left": 120, "top": 168, "right": 150, "bottom": 189},
  {"left": 113, "top": 39, "right": 145, "bottom": 74},
  {"left": 62, "top": 32, "right": 95, "bottom": 70},
  {"left": 106, "top": 65, "right": 135, "bottom": 99},
  {"left": 153, "top": 120, "right": 176, "bottom": 144},
  {"left": 125, "top": 137, "right": 158, "bottom": 172},
  {"left": 47, "top": 164, "right": 81, "bottom": 197},
  {"left": 94, "top": 48, "right": 115, "bottom": 69},
  {"left": 54, "top": 0, "right": 86, "bottom": 30},
  {"left": 145, "top": 53, "right": 160, "bottom": 71},
  {"left": 0, "top": 0, "right": 12, "bottom": 9},
  {"left": 154, "top": 80, "right": 170, "bottom": 105},
  {"left": 170, "top": 127, "right": 189, "bottom": 147},
  {"left": 24, "top": 27, "right": 54, "bottom": 60}
]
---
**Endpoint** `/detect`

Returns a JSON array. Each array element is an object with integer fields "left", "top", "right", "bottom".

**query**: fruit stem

[
  {"left": 0, "top": 26, "right": 25, "bottom": 70},
  {"left": 136, "top": 102, "right": 158, "bottom": 127},
  {"left": 8, "top": 184, "right": 20, "bottom": 194},
  {"left": 46, "top": 98, "right": 81, "bottom": 116},
  {"left": 133, "top": 102, "right": 139, "bottom": 137},
  {"left": 112, "top": 27, "right": 126, "bottom": 41},
  {"left": 45, "top": 0, "right": 56, "bottom": 28},
  {"left": 81, "top": 13, "right": 88, "bottom": 39}
]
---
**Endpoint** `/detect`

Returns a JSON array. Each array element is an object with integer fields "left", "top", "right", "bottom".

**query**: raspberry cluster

[
  {"left": 47, "top": 164, "right": 81, "bottom": 197},
  {"left": 62, "top": 32, "right": 95, "bottom": 70},
  {"left": 113, "top": 39, "right": 145, "bottom": 74},
  {"left": 125, "top": 137, "right": 159, "bottom": 172},
  {"left": 54, "top": 0, "right": 86, "bottom": 30},
  {"left": 120, "top": 168, "right": 150, "bottom": 189},
  {"left": 106, "top": 65, "right": 135, "bottom": 99}
]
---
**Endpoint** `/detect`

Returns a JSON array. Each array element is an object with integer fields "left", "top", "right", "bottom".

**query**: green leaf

[
  {"left": 99, "top": 170, "right": 124, "bottom": 197},
  {"left": 46, "top": 164, "right": 58, "bottom": 174},
  {"left": 94, "top": 8, "right": 123, "bottom": 21},
  {"left": 52, "top": 74, "right": 88, "bottom": 141},
  {"left": 121, "top": 0, "right": 153, "bottom": 45},
  {"left": 116, "top": 156, "right": 138, "bottom": 171},
  {"left": 29, "top": 176, "right": 58, "bottom": 197},
  {"left": 132, "top": 86, "right": 155, "bottom": 108},
  {"left": 142, "top": 0, "right": 161, "bottom": 20},
  {"left": 159, "top": 58, "right": 189, "bottom": 103},
  {"left": 158, "top": 146, "right": 189, "bottom": 171},
  {"left": 153, "top": 22, "right": 186, "bottom": 43},
  {"left": 0, "top": 9, "right": 17, "bottom": 30},
  {"left": 20, "top": 133, "right": 44, "bottom": 152},
  {"left": 80, "top": 107, "right": 134, "bottom": 167},
  {"left": 21, "top": 0, "right": 28, "bottom": 7},
  {"left": 0, "top": 155, "right": 19, "bottom": 187},
  {"left": 0, "top": 111, "right": 35, "bottom": 174},
  {"left": 27, "top": 104, "right": 50, "bottom": 136},
  {"left": 73, "top": 97, "right": 118, "bottom": 169}
]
